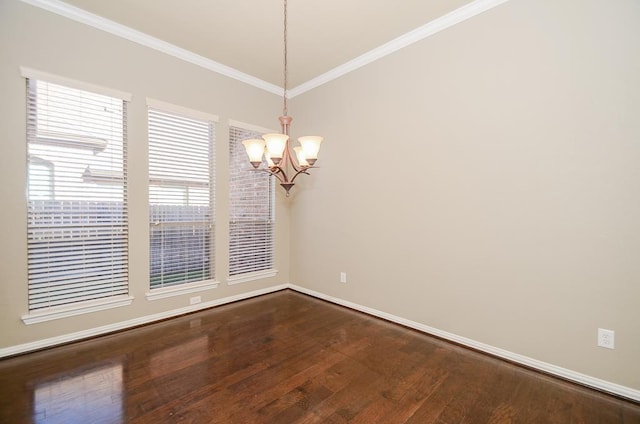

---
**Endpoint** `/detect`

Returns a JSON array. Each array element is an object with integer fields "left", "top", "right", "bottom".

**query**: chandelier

[{"left": 241, "top": 0, "right": 323, "bottom": 197}]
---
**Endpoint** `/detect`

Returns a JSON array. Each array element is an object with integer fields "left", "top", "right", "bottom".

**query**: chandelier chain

[{"left": 283, "top": 0, "right": 288, "bottom": 116}]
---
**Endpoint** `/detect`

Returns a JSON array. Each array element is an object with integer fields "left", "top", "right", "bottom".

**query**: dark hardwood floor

[{"left": 0, "top": 290, "right": 638, "bottom": 423}]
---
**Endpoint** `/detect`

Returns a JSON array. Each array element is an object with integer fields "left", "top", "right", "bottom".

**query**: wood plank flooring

[{"left": 0, "top": 290, "right": 638, "bottom": 423}]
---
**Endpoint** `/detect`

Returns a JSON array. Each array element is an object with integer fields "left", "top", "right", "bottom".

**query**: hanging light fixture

[{"left": 242, "top": 0, "right": 323, "bottom": 197}]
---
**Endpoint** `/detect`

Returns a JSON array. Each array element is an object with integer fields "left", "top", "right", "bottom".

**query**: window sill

[
  {"left": 22, "top": 295, "right": 134, "bottom": 325},
  {"left": 227, "top": 269, "right": 279, "bottom": 285},
  {"left": 146, "top": 279, "right": 219, "bottom": 301}
]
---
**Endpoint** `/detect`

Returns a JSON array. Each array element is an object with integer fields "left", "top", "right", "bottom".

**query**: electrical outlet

[
  {"left": 597, "top": 328, "right": 615, "bottom": 349},
  {"left": 190, "top": 296, "right": 202, "bottom": 305},
  {"left": 340, "top": 272, "right": 347, "bottom": 283}
]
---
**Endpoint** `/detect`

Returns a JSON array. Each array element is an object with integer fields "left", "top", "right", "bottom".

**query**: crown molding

[
  {"left": 18, "top": 0, "right": 283, "bottom": 96},
  {"left": 20, "top": 0, "right": 511, "bottom": 98},
  {"left": 288, "top": 0, "right": 512, "bottom": 98}
]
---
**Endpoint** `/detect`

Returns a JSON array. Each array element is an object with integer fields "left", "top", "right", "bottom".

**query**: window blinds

[
  {"left": 229, "top": 125, "right": 275, "bottom": 276},
  {"left": 26, "top": 79, "right": 129, "bottom": 311},
  {"left": 148, "top": 106, "right": 215, "bottom": 289}
]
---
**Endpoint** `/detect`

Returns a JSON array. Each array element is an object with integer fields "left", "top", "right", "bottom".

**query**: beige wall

[
  {"left": 289, "top": 0, "right": 640, "bottom": 390},
  {"left": 0, "top": 0, "right": 290, "bottom": 348}
]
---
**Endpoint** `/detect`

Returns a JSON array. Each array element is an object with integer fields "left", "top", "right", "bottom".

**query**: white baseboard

[
  {"left": 288, "top": 284, "right": 640, "bottom": 402},
  {"left": 2, "top": 282, "right": 638, "bottom": 402},
  {"left": 0, "top": 284, "right": 288, "bottom": 358}
]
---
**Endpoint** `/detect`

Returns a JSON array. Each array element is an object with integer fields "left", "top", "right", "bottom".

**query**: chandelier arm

[
  {"left": 290, "top": 167, "right": 315, "bottom": 184},
  {"left": 251, "top": 167, "right": 287, "bottom": 184},
  {"left": 282, "top": 138, "right": 304, "bottom": 174},
  {"left": 270, "top": 166, "right": 290, "bottom": 184}
]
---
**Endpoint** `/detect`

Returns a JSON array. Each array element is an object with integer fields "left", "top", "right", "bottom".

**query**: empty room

[{"left": 0, "top": 0, "right": 639, "bottom": 422}]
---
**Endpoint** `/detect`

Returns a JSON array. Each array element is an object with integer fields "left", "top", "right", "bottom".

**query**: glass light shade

[
  {"left": 242, "top": 139, "right": 266, "bottom": 167},
  {"left": 298, "top": 136, "right": 323, "bottom": 164},
  {"left": 293, "top": 146, "right": 309, "bottom": 167},
  {"left": 262, "top": 133, "right": 289, "bottom": 161},
  {"left": 265, "top": 151, "right": 275, "bottom": 167}
]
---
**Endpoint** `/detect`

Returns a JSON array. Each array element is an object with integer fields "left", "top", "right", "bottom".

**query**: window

[
  {"left": 25, "top": 72, "right": 130, "bottom": 320},
  {"left": 228, "top": 122, "right": 276, "bottom": 282},
  {"left": 148, "top": 100, "right": 217, "bottom": 293}
]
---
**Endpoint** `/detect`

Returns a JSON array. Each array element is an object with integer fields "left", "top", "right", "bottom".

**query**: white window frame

[
  {"left": 21, "top": 68, "right": 133, "bottom": 324},
  {"left": 227, "top": 120, "right": 278, "bottom": 285},
  {"left": 146, "top": 98, "right": 219, "bottom": 300}
]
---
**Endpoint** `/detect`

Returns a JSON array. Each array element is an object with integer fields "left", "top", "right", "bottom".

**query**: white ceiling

[{"left": 57, "top": 0, "right": 476, "bottom": 90}]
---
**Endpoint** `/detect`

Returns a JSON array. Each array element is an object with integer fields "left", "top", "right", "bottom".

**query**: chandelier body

[
  {"left": 241, "top": 0, "right": 323, "bottom": 197},
  {"left": 243, "top": 115, "right": 322, "bottom": 197}
]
